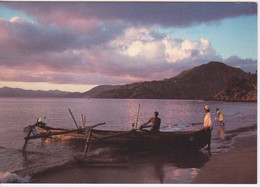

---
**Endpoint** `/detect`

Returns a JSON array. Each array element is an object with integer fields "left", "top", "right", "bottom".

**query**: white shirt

[{"left": 203, "top": 112, "right": 212, "bottom": 128}]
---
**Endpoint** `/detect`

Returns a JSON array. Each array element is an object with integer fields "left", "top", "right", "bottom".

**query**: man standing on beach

[
  {"left": 203, "top": 105, "right": 212, "bottom": 150},
  {"left": 216, "top": 108, "right": 225, "bottom": 126}
]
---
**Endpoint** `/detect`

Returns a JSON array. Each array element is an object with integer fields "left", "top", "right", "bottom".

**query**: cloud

[
  {"left": 224, "top": 56, "right": 257, "bottom": 73},
  {"left": 0, "top": 17, "right": 124, "bottom": 72},
  {"left": 0, "top": 17, "right": 256, "bottom": 86},
  {"left": 0, "top": 2, "right": 257, "bottom": 87},
  {"left": 3, "top": 2, "right": 257, "bottom": 29}
]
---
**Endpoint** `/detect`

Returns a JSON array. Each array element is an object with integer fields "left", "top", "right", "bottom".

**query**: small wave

[
  {"left": 225, "top": 124, "right": 257, "bottom": 134},
  {"left": 161, "top": 123, "right": 191, "bottom": 132},
  {"left": 0, "top": 172, "right": 30, "bottom": 183}
]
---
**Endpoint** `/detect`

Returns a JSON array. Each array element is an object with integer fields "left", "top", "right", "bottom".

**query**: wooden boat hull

[
  {"left": 38, "top": 126, "right": 211, "bottom": 151},
  {"left": 93, "top": 129, "right": 210, "bottom": 151}
]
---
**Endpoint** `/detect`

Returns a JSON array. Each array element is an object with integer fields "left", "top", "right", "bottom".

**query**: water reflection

[
  {"left": 155, "top": 160, "right": 164, "bottom": 183},
  {"left": 219, "top": 126, "right": 225, "bottom": 140},
  {"left": 37, "top": 133, "right": 210, "bottom": 183},
  {"left": 125, "top": 150, "right": 209, "bottom": 183},
  {"left": 77, "top": 149, "right": 209, "bottom": 183},
  {"left": 64, "top": 149, "right": 210, "bottom": 183}
]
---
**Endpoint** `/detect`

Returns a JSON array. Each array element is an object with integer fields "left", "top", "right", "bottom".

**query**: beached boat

[
  {"left": 25, "top": 124, "right": 211, "bottom": 152},
  {"left": 88, "top": 128, "right": 210, "bottom": 151}
]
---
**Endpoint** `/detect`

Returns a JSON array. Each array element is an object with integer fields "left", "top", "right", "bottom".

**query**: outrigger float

[{"left": 22, "top": 109, "right": 211, "bottom": 160}]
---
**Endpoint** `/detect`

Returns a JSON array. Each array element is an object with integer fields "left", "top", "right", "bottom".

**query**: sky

[{"left": 0, "top": 1, "right": 258, "bottom": 92}]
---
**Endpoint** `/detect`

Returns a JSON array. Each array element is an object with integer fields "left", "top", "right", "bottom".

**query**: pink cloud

[{"left": 0, "top": 3, "right": 257, "bottom": 87}]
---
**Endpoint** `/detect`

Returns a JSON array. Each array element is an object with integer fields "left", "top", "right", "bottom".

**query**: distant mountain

[
  {"left": 0, "top": 61, "right": 256, "bottom": 101},
  {"left": 0, "top": 87, "right": 72, "bottom": 98},
  {"left": 81, "top": 85, "right": 121, "bottom": 98},
  {"left": 0, "top": 85, "right": 121, "bottom": 98},
  {"left": 96, "top": 61, "right": 252, "bottom": 100}
]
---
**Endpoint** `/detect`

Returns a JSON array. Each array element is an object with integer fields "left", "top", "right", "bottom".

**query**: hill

[
  {"left": 81, "top": 85, "right": 121, "bottom": 98},
  {"left": 96, "top": 61, "right": 251, "bottom": 100},
  {"left": 0, "top": 61, "right": 256, "bottom": 101},
  {"left": 0, "top": 85, "right": 121, "bottom": 98},
  {"left": 214, "top": 73, "right": 257, "bottom": 102},
  {"left": 0, "top": 87, "right": 72, "bottom": 98}
]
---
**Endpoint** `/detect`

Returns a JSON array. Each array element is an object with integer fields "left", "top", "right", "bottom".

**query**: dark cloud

[
  {"left": 0, "top": 18, "right": 125, "bottom": 72},
  {"left": 3, "top": 2, "right": 257, "bottom": 28},
  {"left": 0, "top": 2, "right": 257, "bottom": 87},
  {"left": 0, "top": 17, "right": 126, "bottom": 57},
  {"left": 224, "top": 56, "right": 257, "bottom": 73},
  {"left": 0, "top": 20, "right": 74, "bottom": 55}
]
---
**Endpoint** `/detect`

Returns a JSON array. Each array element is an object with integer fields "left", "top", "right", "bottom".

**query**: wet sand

[
  {"left": 192, "top": 135, "right": 257, "bottom": 184},
  {"left": 29, "top": 135, "right": 257, "bottom": 184}
]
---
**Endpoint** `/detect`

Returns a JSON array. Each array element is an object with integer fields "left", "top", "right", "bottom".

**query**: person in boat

[
  {"left": 215, "top": 108, "right": 225, "bottom": 126},
  {"left": 203, "top": 105, "right": 212, "bottom": 150},
  {"left": 36, "top": 116, "right": 48, "bottom": 127},
  {"left": 139, "top": 111, "right": 161, "bottom": 132}
]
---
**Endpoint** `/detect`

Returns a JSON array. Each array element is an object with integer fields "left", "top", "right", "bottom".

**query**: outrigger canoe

[{"left": 23, "top": 123, "right": 211, "bottom": 152}]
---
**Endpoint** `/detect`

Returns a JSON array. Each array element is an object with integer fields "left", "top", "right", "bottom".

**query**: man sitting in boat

[{"left": 139, "top": 111, "right": 161, "bottom": 132}]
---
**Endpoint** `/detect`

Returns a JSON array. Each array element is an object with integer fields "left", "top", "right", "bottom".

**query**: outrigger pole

[
  {"left": 22, "top": 122, "right": 106, "bottom": 152},
  {"left": 22, "top": 124, "right": 37, "bottom": 151}
]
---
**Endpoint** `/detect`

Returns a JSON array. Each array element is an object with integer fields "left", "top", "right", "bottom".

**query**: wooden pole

[
  {"left": 83, "top": 130, "right": 133, "bottom": 158},
  {"left": 81, "top": 114, "right": 84, "bottom": 128},
  {"left": 85, "top": 122, "right": 105, "bottom": 130},
  {"left": 84, "top": 129, "right": 92, "bottom": 158},
  {"left": 23, "top": 128, "right": 32, "bottom": 151},
  {"left": 23, "top": 122, "right": 106, "bottom": 141},
  {"left": 135, "top": 104, "right": 140, "bottom": 129},
  {"left": 22, "top": 124, "right": 37, "bottom": 151},
  {"left": 25, "top": 129, "right": 79, "bottom": 140},
  {"left": 68, "top": 108, "right": 79, "bottom": 129},
  {"left": 84, "top": 115, "right": 86, "bottom": 129}
]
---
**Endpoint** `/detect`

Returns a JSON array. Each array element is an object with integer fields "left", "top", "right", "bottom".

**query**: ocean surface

[{"left": 0, "top": 98, "right": 257, "bottom": 183}]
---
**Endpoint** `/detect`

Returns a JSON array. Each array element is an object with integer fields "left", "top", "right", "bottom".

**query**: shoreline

[
  {"left": 192, "top": 134, "right": 257, "bottom": 184},
  {"left": 17, "top": 134, "right": 257, "bottom": 184}
]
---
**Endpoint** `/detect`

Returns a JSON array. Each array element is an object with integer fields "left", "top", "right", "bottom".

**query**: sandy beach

[
  {"left": 192, "top": 135, "right": 257, "bottom": 184},
  {"left": 28, "top": 134, "right": 257, "bottom": 184}
]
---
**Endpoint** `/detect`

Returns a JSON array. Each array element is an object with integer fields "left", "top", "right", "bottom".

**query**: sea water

[{"left": 0, "top": 98, "right": 257, "bottom": 183}]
